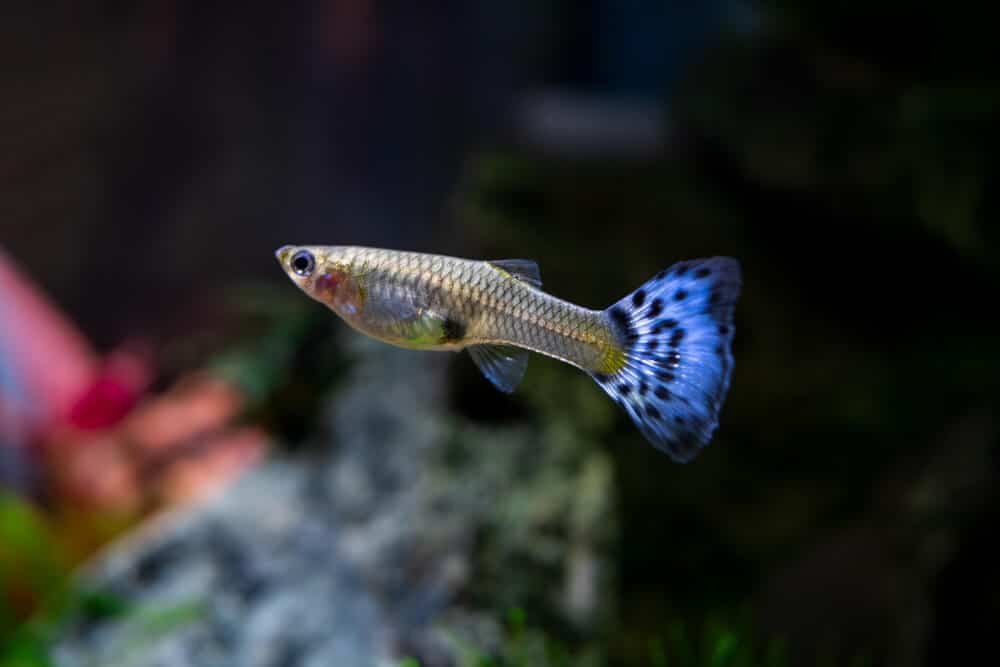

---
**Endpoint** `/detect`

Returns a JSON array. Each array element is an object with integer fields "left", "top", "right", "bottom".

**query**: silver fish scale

[{"left": 340, "top": 247, "right": 613, "bottom": 371}]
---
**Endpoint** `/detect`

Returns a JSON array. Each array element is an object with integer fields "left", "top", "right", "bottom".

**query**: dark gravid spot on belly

[{"left": 441, "top": 316, "right": 466, "bottom": 342}]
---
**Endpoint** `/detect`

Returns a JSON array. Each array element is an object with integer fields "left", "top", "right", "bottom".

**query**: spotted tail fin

[{"left": 594, "top": 257, "right": 742, "bottom": 462}]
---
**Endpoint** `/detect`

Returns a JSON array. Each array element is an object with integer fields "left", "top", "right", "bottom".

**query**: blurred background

[{"left": 2, "top": 1, "right": 998, "bottom": 665}]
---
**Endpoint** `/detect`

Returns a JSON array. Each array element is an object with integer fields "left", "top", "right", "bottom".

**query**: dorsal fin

[
  {"left": 468, "top": 344, "right": 529, "bottom": 393},
  {"left": 488, "top": 259, "right": 542, "bottom": 288}
]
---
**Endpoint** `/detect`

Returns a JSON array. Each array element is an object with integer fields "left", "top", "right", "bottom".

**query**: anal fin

[{"left": 468, "top": 344, "right": 529, "bottom": 393}]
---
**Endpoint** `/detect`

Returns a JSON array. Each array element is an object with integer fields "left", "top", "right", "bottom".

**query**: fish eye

[{"left": 290, "top": 250, "right": 315, "bottom": 277}]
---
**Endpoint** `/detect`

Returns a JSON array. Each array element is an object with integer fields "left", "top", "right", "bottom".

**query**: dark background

[{"left": 2, "top": 1, "right": 998, "bottom": 665}]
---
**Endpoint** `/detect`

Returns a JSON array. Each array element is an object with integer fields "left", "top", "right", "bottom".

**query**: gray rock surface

[{"left": 54, "top": 339, "right": 617, "bottom": 666}]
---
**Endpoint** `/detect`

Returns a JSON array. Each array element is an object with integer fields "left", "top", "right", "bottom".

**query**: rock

[{"left": 54, "top": 338, "right": 617, "bottom": 666}]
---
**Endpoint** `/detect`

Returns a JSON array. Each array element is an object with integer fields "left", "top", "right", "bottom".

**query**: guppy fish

[{"left": 275, "top": 245, "right": 741, "bottom": 462}]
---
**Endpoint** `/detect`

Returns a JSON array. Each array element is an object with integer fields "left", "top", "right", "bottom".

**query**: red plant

[{"left": 1, "top": 246, "right": 266, "bottom": 538}]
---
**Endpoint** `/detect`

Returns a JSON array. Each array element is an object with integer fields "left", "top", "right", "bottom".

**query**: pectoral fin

[{"left": 468, "top": 344, "right": 529, "bottom": 393}]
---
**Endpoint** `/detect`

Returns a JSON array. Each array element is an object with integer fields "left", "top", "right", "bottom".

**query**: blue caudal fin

[{"left": 593, "top": 257, "right": 742, "bottom": 462}]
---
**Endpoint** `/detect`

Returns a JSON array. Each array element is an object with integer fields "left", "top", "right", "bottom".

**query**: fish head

[{"left": 275, "top": 245, "right": 363, "bottom": 316}]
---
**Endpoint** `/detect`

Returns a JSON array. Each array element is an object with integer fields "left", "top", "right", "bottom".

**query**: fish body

[{"left": 276, "top": 245, "right": 741, "bottom": 462}]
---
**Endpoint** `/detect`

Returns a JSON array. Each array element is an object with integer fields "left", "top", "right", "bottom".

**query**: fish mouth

[{"left": 274, "top": 245, "right": 294, "bottom": 265}]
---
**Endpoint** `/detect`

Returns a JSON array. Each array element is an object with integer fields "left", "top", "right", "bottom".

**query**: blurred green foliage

[
  {"left": 445, "top": 607, "right": 602, "bottom": 667},
  {"left": 0, "top": 493, "right": 134, "bottom": 667},
  {"left": 0, "top": 493, "right": 201, "bottom": 667},
  {"left": 1, "top": 493, "right": 69, "bottom": 623},
  {"left": 86, "top": 600, "right": 205, "bottom": 667},
  {"left": 402, "top": 607, "right": 874, "bottom": 667}
]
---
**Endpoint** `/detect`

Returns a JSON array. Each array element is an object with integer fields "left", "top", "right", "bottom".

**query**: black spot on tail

[
  {"left": 609, "top": 305, "right": 638, "bottom": 348},
  {"left": 669, "top": 328, "right": 685, "bottom": 348},
  {"left": 652, "top": 318, "right": 678, "bottom": 334}
]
